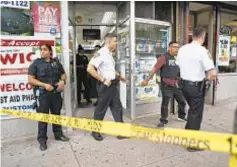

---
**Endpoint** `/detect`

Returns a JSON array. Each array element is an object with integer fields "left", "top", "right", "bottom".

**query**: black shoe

[
  {"left": 55, "top": 135, "right": 70, "bottom": 142},
  {"left": 157, "top": 122, "right": 165, "bottom": 127},
  {"left": 117, "top": 136, "right": 129, "bottom": 140},
  {"left": 92, "top": 132, "right": 103, "bottom": 141},
  {"left": 177, "top": 117, "right": 187, "bottom": 122},
  {"left": 187, "top": 147, "right": 204, "bottom": 152},
  {"left": 39, "top": 142, "right": 47, "bottom": 151}
]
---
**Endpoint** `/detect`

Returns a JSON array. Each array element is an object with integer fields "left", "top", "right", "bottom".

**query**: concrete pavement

[{"left": 1, "top": 98, "right": 236, "bottom": 167}]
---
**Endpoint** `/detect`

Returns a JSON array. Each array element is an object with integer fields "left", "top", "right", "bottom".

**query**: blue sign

[{"left": 49, "top": 27, "right": 57, "bottom": 36}]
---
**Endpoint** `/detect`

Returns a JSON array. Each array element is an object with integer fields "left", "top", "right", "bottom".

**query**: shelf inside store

[
  {"left": 136, "top": 38, "right": 161, "bottom": 42},
  {"left": 135, "top": 98, "right": 161, "bottom": 105}
]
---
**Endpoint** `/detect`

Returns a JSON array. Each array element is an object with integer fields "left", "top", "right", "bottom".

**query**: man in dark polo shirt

[{"left": 141, "top": 41, "right": 186, "bottom": 127}]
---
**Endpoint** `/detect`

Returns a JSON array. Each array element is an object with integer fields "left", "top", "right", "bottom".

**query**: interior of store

[
  {"left": 68, "top": 2, "right": 118, "bottom": 110},
  {"left": 189, "top": 2, "right": 237, "bottom": 72},
  {"left": 67, "top": 1, "right": 236, "bottom": 119}
]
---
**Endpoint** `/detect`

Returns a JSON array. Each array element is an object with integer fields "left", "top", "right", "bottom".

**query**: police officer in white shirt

[
  {"left": 176, "top": 27, "right": 217, "bottom": 151},
  {"left": 87, "top": 33, "right": 127, "bottom": 141}
]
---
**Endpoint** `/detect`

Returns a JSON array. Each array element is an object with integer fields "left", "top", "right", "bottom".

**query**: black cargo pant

[
  {"left": 181, "top": 80, "right": 205, "bottom": 130},
  {"left": 160, "top": 83, "right": 186, "bottom": 123},
  {"left": 94, "top": 80, "right": 123, "bottom": 123},
  {"left": 36, "top": 92, "right": 63, "bottom": 143},
  {"left": 77, "top": 71, "right": 90, "bottom": 103}
]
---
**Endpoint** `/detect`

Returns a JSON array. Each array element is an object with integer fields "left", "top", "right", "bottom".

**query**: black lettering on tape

[
  {"left": 197, "top": 140, "right": 210, "bottom": 150},
  {"left": 73, "top": 119, "right": 81, "bottom": 128},
  {"left": 172, "top": 136, "right": 180, "bottom": 145},
  {"left": 188, "top": 139, "right": 197, "bottom": 148},
  {"left": 87, "top": 120, "right": 102, "bottom": 132}
]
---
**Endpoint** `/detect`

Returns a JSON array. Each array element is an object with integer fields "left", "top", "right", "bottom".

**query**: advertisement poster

[
  {"left": 218, "top": 35, "right": 231, "bottom": 66},
  {"left": 0, "top": 36, "right": 55, "bottom": 119},
  {"left": 31, "top": 1, "right": 60, "bottom": 37},
  {"left": 1, "top": 7, "right": 33, "bottom": 36}
]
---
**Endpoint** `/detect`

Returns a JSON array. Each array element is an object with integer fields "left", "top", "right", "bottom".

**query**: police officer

[
  {"left": 76, "top": 45, "right": 92, "bottom": 104},
  {"left": 141, "top": 41, "right": 187, "bottom": 127},
  {"left": 87, "top": 33, "right": 127, "bottom": 141},
  {"left": 28, "top": 44, "right": 69, "bottom": 151},
  {"left": 176, "top": 27, "right": 217, "bottom": 151}
]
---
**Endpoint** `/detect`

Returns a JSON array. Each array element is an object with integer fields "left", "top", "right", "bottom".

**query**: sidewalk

[{"left": 1, "top": 98, "right": 236, "bottom": 167}]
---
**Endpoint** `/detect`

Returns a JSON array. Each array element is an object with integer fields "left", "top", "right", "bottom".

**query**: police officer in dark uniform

[
  {"left": 141, "top": 41, "right": 187, "bottom": 127},
  {"left": 28, "top": 44, "right": 69, "bottom": 151},
  {"left": 76, "top": 45, "right": 92, "bottom": 104},
  {"left": 87, "top": 33, "right": 127, "bottom": 141}
]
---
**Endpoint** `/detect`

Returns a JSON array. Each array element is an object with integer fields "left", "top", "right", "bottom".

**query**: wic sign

[{"left": 0, "top": 36, "right": 55, "bottom": 114}]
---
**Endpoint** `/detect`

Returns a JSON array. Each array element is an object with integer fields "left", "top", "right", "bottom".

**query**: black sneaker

[
  {"left": 92, "top": 132, "right": 103, "bottom": 141},
  {"left": 177, "top": 117, "right": 187, "bottom": 122},
  {"left": 117, "top": 136, "right": 129, "bottom": 140},
  {"left": 187, "top": 147, "right": 204, "bottom": 152},
  {"left": 39, "top": 142, "right": 47, "bottom": 151},
  {"left": 55, "top": 135, "right": 70, "bottom": 142},
  {"left": 157, "top": 122, "right": 165, "bottom": 127}
]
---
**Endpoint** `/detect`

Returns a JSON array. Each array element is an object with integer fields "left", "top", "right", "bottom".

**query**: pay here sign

[{"left": 0, "top": 36, "right": 55, "bottom": 118}]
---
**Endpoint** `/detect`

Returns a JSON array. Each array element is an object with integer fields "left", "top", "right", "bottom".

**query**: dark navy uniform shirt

[
  {"left": 28, "top": 58, "right": 65, "bottom": 86},
  {"left": 76, "top": 54, "right": 89, "bottom": 73}
]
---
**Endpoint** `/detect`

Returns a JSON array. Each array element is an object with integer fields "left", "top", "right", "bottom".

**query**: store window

[
  {"left": 218, "top": 10, "right": 237, "bottom": 73},
  {"left": 155, "top": 2, "right": 172, "bottom": 22}
]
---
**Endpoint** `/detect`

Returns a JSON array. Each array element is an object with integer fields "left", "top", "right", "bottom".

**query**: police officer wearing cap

[
  {"left": 87, "top": 33, "right": 127, "bottom": 141},
  {"left": 76, "top": 45, "right": 92, "bottom": 104},
  {"left": 141, "top": 41, "right": 187, "bottom": 128},
  {"left": 28, "top": 44, "right": 69, "bottom": 151},
  {"left": 176, "top": 27, "right": 217, "bottom": 151}
]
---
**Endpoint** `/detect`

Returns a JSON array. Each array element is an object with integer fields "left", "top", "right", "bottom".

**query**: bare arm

[
  {"left": 60, "top": 73, "right": 67, "bottom": 83},
  {"left": 207, "top": 68, "right": 217, "bottom": 81},
  {"left": 145, "top": 67, "right": 157, "bottom": 81},
  {"left": 28, "top": 75, "right": 47, "bottom": 88},
  {"left": 87, "top": 64, "right": 104, "bottom": 82}
]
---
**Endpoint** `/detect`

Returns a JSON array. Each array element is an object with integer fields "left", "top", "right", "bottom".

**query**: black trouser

[
  {"left": 77, "top": 71, "right": 90, "bottom": 103},
  {"left": 94, "top": 80, "right": 123, "bottom": 123},
  {"left": 36, "top": 92, "right": 63, "bottom": 143},
  {"left": 181, "top": 80, "right": 205, "bottom": 130},
  {"left": 160, "top": 83, "right": 186, "bottom": 123}
]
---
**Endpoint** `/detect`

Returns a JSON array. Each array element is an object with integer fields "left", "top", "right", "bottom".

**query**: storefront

[
  {"left": 1, "top": 1, "right": 236, "bottom": 140},
  {"left": 181, "top": 2, "right": 237, "bottom": 104},
  {"left": 0, "top": 1, "right": 75, "bottom": 140}
]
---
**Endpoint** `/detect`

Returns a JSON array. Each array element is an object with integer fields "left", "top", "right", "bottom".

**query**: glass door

[{"left": 133, "top": 18, "right": 171, "bottom": 117}]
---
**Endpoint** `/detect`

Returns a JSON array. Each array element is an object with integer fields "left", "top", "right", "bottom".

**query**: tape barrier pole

[{"left": 1, "top": 109, "right": 237, "bottom": 160}]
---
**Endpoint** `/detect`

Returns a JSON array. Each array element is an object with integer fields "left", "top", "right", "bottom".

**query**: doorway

[
  {"left": 68, "top": 2, "right": 118, "bottom": 117},
  {"left": 188, "top": 2, "right": 217, "bottom": 104}
]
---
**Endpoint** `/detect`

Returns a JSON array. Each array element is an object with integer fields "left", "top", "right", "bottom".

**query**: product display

[{"left": 136, "top": 84, "right": 159, "bottom": 100}]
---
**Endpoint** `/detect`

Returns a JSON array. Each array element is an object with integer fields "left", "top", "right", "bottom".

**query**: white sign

[
  {"left": 218, "top": 35, "right": 231, "bottom": 66},
  {"left": 0, "top": 36, "right": 55, "bottom": 118},
  {"left": 232, "top": 47, "right": 236, "bottom": 57},
  {"left": 0, "top": 1, "right": 30, "bottom": 9}
]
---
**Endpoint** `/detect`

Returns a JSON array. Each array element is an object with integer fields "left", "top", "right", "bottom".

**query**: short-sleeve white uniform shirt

[
  {"left": 89, "top": 46, "right": 116, "bottom": 80},
  {"left": 176, "top": 41, "right": 215, "bottom": 82}
]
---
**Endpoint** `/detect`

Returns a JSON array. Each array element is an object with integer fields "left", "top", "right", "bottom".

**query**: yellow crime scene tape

[{"left": 1, "top": 108, "right": 237, "bottom": 167}]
